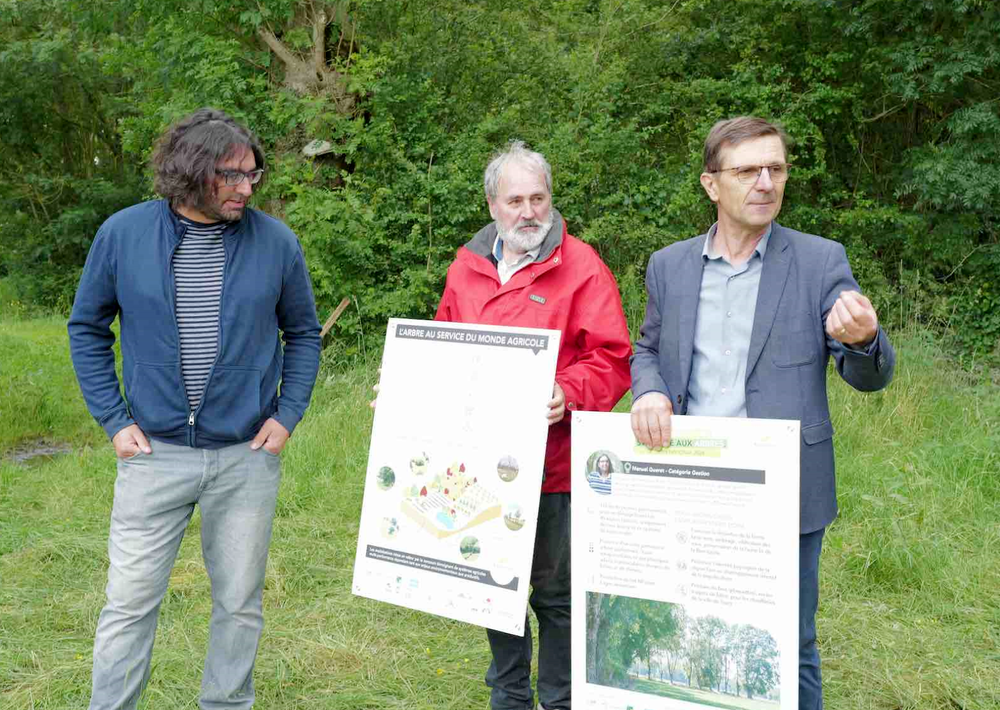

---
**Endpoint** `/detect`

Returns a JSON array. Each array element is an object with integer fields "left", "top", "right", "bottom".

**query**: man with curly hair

[{"left": 69, "top": 107, "right": 322, "bottom": 710}]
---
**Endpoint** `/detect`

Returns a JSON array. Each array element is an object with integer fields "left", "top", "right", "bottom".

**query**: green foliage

[{"left": 2, "top": 0, "right": 999, "bottom": 359}]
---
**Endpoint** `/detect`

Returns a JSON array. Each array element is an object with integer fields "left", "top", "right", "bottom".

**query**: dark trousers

[
  {"left": 486, "top": 493, "right": 571, "bottom": 710},
  {"left": 800, "top": 527, "right": 825, "bottom": 710}
]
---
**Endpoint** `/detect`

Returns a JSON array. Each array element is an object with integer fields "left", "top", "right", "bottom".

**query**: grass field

[
  {"left": 628, "top": 676, "right": 778, "bottom": 709},
  {"left": 2, "top": 316, "right": 999, "bottom": 709}
]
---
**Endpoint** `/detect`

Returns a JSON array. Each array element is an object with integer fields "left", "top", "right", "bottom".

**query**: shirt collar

[
  {"left": 492, "top": 232, "right": 541, "bottom": 266},
  {"left": 703, "top": 222, "right": 772, "bottom": 261}
]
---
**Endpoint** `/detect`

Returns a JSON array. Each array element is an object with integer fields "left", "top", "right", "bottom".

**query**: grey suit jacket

[{"left": 631, "top": 222, "right": 895, "bottom": 533}]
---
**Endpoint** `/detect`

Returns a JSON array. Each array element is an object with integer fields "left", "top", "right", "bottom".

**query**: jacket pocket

[
  {"left": 802, "top": 418, "right": 834, "bottom": 446},
  {"left": 197, "top": 365, "right": 263, "bottom": 441},
  {"left": 772, "top": 326, "right": 819, "bottom": 368},
  {"left": 128, "top": 362, "right": 190, "bottom": 436}
]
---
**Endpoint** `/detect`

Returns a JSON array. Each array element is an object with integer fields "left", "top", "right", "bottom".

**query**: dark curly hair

[{"left": 151, "top": 107, "right": 267, "bottom": 209}]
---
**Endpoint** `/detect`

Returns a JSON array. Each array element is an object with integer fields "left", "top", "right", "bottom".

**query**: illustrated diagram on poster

[
  {"left": 571, "top": 412, "right": 800, "bottom": 710},
  {"left": 353, "top": 318, "right": 560, "bottom": 635}
]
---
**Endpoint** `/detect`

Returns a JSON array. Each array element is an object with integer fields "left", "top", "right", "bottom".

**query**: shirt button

[
  {"left": 721, "top": 388, "right": 727, "bottom": 394},
  {"left": 727, "top": 311, "right": 732, "bottom": 318},
  {"left": 725, "top": 349, "right": 731, "bottom": 355}
]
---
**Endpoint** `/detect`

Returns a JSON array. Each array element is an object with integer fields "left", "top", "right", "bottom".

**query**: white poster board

[
  {"left": 352, "top": 318, "right": 560, "bottom": 635},
  {"left": 572, "top": 412, "right": 800, "bottom": 709}
]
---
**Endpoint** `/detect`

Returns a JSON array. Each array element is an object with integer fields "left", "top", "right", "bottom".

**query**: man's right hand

[
  {"left": 113, "top": 424, "right": 152, "bottom": 459},
  {"left": 630, "top": 392, "right": 673, "bottom": 450}
]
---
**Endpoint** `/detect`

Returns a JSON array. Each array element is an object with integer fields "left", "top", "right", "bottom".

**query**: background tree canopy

[{"left": 2, "top": 0, "right": 998, "bottom": 359}]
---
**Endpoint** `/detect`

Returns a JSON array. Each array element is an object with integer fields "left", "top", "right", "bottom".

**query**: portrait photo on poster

[{"left": 584, "top": 450, "right": 620, "bottom": 495}]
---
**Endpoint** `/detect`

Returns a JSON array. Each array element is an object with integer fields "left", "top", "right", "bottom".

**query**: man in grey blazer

[{"left": 630, "top": 116, "right": 894, "bottom": 709}]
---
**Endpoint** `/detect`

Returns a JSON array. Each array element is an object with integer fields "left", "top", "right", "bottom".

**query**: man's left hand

[
  {"left": 547, "top": 382, "right": 566, "bottom": 426},
  {"left": 826, "top": 290, "right": 879, "bottom": 347},
  {"left": 251, "top": 418, "right": 290, "bottom": 455}
]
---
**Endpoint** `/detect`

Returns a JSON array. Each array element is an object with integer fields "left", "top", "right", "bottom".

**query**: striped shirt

[
  {"left": 587, "top": 471, "right": 612, "bottom": 495},
  {"left": 174, "top": 218, "right": 227, "bottom": 411}
]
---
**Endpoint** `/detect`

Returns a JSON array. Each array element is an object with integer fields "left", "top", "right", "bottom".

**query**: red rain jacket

[{"left": 434, "top": 214, "right": 632, "bottom": 493}]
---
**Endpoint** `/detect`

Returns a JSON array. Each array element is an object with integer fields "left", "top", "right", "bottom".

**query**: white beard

[{"left": 498, "top": 212, "right": 553, "bottom": 254}]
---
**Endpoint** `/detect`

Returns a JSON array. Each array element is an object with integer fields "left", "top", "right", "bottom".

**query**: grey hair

[{"left": 483, "top": 140, "right": 552, "bottom": 200}]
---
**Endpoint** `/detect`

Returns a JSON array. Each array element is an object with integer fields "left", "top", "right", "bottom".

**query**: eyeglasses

[
  {"left": 218, "top": 169, "right": 264, "bottom": 186},
  {"left": 711, "top": 163, "right": 791, "bottom": 185}
]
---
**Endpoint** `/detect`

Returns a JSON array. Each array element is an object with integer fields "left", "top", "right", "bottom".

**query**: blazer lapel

[
  {"left": 677, "top": 235, "right": 706, "bottom": 406},
  {"left": 746, "top": 223, "right": 791, "bottom": 379}
]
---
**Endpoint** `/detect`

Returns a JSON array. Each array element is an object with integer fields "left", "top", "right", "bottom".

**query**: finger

[
  {"left": 251, "top": 424, "right": 270, "bottom": 450},
  {"left": 645, "top": 411, "right": 664, "bottom": 450},
  {"left": 835, "top": 297, "right": 856, "bottom": 325},
  {"left": 825, "top": 309, "right": 843, "bottom": 338},
  {"left": 657, "top": 411, "right": 672, "bottom": 448},
  {"left": 831, "top": 301, "right": 854, "bottom": 338},
  {"left": 838, "top": 290, "right": 871, "bottom": 309},
  {"left": 117, "top": 437, "right": 141, "bottom": 458},
  {"left": 266, "top": 427, "right": 290, "bottom": 454},
  {"left": 630, "top": 410, "right": 644, "bottom": 445},
  {"left": 631, "top": 409, "right": 652, "bottom": 448},
  {"left": 133, "top": 428, "right": 152, "bottom": 454},
  {"left": 838, "top": 291, "right": 870, "bottom": 320}
]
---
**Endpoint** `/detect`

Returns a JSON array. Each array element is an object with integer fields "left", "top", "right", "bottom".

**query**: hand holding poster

[
  {"left": 352, "top": 318, "right": 560, "bottom": 635},
  {"left": 572, "top": 412, "right": 800, "bottom": 709}
]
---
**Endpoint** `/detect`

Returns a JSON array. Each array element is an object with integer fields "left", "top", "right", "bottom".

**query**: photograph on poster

[
  {"left": 585, "top": 450, "right": 621, "bottom": 495},
  {"left": 572, "top": 412, "right": 799, "bottom": 709},
  {"left": 586, "top": 592, "right": 781, "bottom": 709}
]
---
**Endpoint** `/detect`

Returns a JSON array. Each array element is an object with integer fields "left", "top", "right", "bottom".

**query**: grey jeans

[{"left": 88, "top": 440, "right": 281, "bottom": 710}]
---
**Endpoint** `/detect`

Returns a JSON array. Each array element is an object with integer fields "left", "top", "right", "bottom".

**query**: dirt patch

[{"left": 5, "top": 441, "right": 73, "bottom": 464}]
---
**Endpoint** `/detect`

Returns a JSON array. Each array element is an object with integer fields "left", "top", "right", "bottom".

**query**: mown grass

[{"left": 1, "top": 317, "right": 998, "bottom": 709}]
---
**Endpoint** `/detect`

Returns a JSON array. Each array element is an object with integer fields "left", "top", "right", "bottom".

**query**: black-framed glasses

[
  {"left": 712, "top": 163, "right": 791, "bottom": 185},
  {"left": 218, "top": 169, "right": 264, "bottom": 186}
]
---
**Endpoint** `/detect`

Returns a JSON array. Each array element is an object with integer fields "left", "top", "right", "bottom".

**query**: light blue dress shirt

[{"left": 686, "top": 224, "right": 771, "bottom": 418}]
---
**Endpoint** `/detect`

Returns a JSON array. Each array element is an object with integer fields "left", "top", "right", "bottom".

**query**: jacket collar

[
  {"left": 465, "top": 209, "right": 565, "bottom": 264},
  {"left": 159, "top": 199, "right": 247, "bottom": 243}
]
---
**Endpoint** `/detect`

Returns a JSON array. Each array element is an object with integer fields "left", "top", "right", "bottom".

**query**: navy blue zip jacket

[{"left": 68, "top": 199, "right": 322, "bottom": 449}]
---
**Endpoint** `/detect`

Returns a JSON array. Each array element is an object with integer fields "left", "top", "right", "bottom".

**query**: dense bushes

[{"left": 1, "top": 0, "right": 997, "bottom": 359}]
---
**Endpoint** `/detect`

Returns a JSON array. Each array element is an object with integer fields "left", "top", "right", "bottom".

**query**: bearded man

[{"left": 434, "top": 140, "right": 632, "bottom": 710}]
